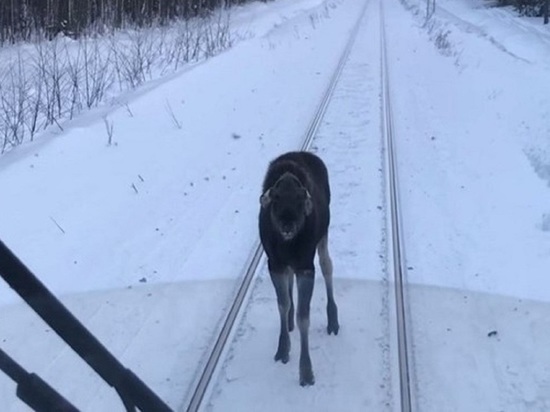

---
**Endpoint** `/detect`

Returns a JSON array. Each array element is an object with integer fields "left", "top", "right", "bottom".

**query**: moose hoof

[
  {"left": 274, "top": 350, "right": 289, "bottom": 364},
  {"left": 300, "top": 369, "right": 315, "bottom": 386},
  {"left": 327, "top": 321, "right": 339, "bottom": 335},
  {"left": 327, "top": 303, "right": 339, "bottom": 335}
]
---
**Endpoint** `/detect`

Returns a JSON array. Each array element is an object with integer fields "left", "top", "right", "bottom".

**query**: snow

[
  {"left": 1, "top": 0, "right": 550, "bottom": 410},
  {"left": 388, "top": 0, "right": 550, "bottom": 410}
]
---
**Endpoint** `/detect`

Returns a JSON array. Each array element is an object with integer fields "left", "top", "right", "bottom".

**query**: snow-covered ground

[
  {"left": 1, "top": 0, "right": 549, "bottom": 410},
  {"left": 388, "top": 1, "right": 550, "bottom": 410}
]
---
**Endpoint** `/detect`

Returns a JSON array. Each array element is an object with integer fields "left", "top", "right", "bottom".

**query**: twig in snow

[
  {"left": 124, "top": 103, "right": 134, "bottom": 118},
  {"left": 50, "top": 216, "right": 66, "bottom": 234},
  {"left": 165, "top": 100, "right": 182, "bottom": 129},
  {"left": 53, "top": 117, "right": 64, "bottom": 132}
]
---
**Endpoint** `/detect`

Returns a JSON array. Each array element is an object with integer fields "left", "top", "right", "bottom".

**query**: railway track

[
  {"left": 183, "top": 2, "right": 369, "bottom": 411},
  {"left": 380, "top": 0, "right": 412, "bottom": 410},
  {"left": 183, "top": 0, "right": 413, "bottom": 410}
]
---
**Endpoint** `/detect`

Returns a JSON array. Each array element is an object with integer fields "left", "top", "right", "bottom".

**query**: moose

[{"left": 259, "top": 151, "right": 339, "bottom": 386}]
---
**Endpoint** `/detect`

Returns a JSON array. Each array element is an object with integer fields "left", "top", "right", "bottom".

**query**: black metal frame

[
  {"left": 0, "top": 240, "right": 173, "bottom": 412},
  {"left": 0, "top": 347, "right": 79, "bottom": 412}
]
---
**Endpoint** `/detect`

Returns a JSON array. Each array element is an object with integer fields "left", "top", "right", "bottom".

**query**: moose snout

[
  {"left": 281, "top": 230, "right": 294, "bottom": 240},
  {"left": 279, "top": 223, "right": 297, "bottom": 240}
]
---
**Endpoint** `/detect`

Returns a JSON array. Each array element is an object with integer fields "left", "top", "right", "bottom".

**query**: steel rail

[
  {"left": 380, "top": 1, "right": 413, "bottom": 411},
  {"left": 183, "top": 2, "right": 370, "bottom": 411}
]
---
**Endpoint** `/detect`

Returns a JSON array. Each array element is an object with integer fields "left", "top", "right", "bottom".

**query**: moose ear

[
  {"left": 304, "top": 190, "right": 313, "bottom": 215},
  {"left": 260, "top": 189, "right": 272, "bottom": 208}
]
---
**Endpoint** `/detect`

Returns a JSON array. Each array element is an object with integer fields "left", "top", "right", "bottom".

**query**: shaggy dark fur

[{"left": 259, "top": 151, "right": 339, "bottom": 386}]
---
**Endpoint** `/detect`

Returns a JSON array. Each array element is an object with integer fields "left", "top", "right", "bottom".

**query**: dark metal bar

[
  {"left": 0, "top": 347, "right": 79, "bottom": 412},
  {"left": 0, "top": 347, "right": 27, "bottom": 383},
  {"left": 0, "top": 240, "right": 172, "bottom": 412}
]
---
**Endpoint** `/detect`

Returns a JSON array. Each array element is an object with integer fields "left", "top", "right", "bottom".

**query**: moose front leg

[
  {"left": 288, "top": 272, "right": 295, "bottom": 332},
  {"left": 296, "top": 269, "right": 315, "bottom": 386},
  {"left": 270, "top": 268, "right": 291, "bottom": 364}
]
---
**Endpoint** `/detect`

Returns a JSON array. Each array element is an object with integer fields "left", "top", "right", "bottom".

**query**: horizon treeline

[
  {"left": 496, "top": 0, "right": 548, "bottom": 20},
  {"left": 0, "top": 0, "right": 266, "bottom": 44}
]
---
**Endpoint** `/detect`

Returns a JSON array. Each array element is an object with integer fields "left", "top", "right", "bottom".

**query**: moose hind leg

[
  {"left": 318, "top": 235, "right": 339, "bottom": 335},
  {"left": 270, "top": 268, "right": 291, "bottom": 363},
  {"left": 296, "top": 270, "right": 315, "bottom": 386}
]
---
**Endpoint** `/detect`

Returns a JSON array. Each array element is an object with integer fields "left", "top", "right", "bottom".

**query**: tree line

[
  {"left": 496, "top": 0, "right": 549, "bottom": 23},
  {"left": 0, "top": 0, "right": 265, "bottom": 44}
]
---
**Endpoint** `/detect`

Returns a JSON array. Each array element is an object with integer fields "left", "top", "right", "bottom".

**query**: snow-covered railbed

[
  {"left": 385, "top": 0, "right": 550, "bottom": 409},
  {"left": 0, "top": 280, "right": 236, "bottom": 410},
  {"left": 409, "top": 284, "right": 550, "bottom": 411}
]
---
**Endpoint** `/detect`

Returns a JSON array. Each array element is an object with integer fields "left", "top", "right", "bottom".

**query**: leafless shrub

[
  {"left": 33, "top": 38, "right": 67, "bottom": 129},
  {"left": 124, "top": 103, "right": 134, "bottom": 117},
  {"left": 309, "top": 14, "right": 319, "bottom": 30},
  {"left": 322, "top": 2, "right": 332, "bottom": 18},
  {"left": 65, "top": 43, "right": 84, "bottom": 119},
  {"left": 0, "top": 5, "right": 235, "bottom": 155},
  {"left": 0, "top": 53, "right": 29, "bottom": 153},
  {"left": 82, "top": 39, "right": 113, "bottom": 108},
  {"left": 203, "top": 8, "right": 232, "bottom": 58},
  {"left": 104, "top": 117, "right": 114, "bottom": 145},
  {"left": 26, "top": 62, "right": 44, "bottom": 141},
  {"left": 175, "top": 17, "right": 205, "bottom": 65},
  {"left": 165, "top": 18, "right": 200, "bottom": 69},
  {"left": 110, "top": 30, "right": 158, "bottom": 89},
  {"left": 164, "top": 7, "right": 233, "bottom": 70},
  {"left": 214, "top": 7, "right": 233, "bottom": 51}
]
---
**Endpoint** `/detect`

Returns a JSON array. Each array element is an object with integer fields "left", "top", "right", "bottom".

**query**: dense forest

[
  {"left": 0, "top": 0, "right": 547, "bottom": 44},
  {"left": 495, "top": 0, "right": 548, "bottom": 20},
  {"left": 0, "top": 0, "right": 267, "bottom": 43}
]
